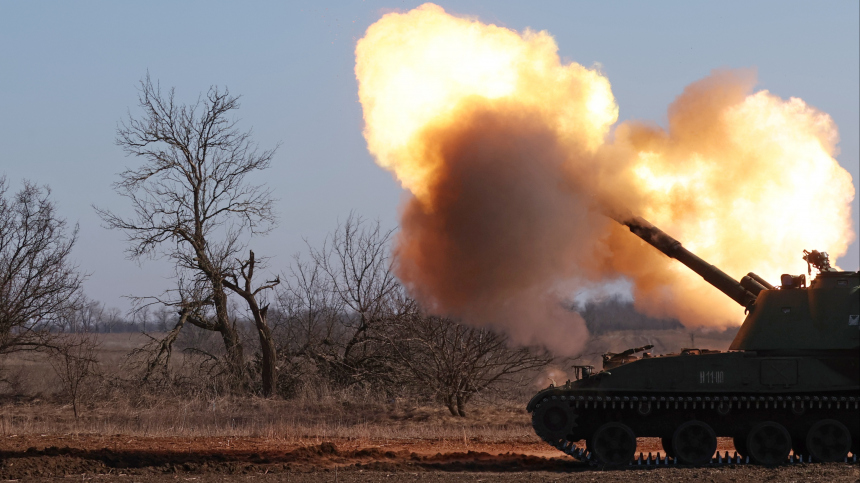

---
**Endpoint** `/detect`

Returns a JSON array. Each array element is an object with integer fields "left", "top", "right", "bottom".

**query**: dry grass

[
  {"left": 0, "top": 333, "right": 151, "bottom": 396},
  {"left": 0, "top": 392, "right": 536, "bottom": 444},
  {"left": 0, "top": 328, "right": 739, "bottom": 444},
  {"left": 0, "top": 333, "right": 536, "bottom": 442}
]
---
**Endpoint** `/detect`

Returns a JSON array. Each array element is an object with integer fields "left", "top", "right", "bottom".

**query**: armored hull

[
  {"left": 528, "top": 216, "right": 860, "bottom": 465},
  {"left": 529, "top": 348, "right": 859, "bottom": 465}
]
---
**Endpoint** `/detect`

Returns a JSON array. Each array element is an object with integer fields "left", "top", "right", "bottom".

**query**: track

[{"left": 531, "top": 391, "right": 860, "bottom": 466}]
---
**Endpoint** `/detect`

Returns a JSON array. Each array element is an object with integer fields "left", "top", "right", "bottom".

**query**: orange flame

[{"left": 355, "top": 4, "right": 855, "bottom": 353}]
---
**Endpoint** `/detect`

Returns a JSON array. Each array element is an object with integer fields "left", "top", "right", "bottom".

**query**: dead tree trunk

[
  {"left": 224, "top": 250, "right": 280, "bottom": 397},
  {"left": 211, "top": 279, "right": 247, "bottom": 383}
]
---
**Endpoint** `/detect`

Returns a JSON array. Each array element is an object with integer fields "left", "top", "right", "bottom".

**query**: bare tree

[
  {"left": 134, "top": 305, "right": 150, "bottom": 333},
  {"left": 153, "top": 305, "right": 173, "bottom": 332},
  {"left": 102, "top": 306, "right": 124, "bottom": 333},
  {"left": 80, "top": 299, "right": 104, "bottom": 333},
  {"left": 0, "top": 177, "right": 85, "bottom": 355},
  {"left": 389, "top": 310, "right": 551, "bottom": 417},
  {"left": 57, "top": 297, "right": 104, "bottom": 333},
  {"left": 96, "top": 75, "right": 278, "bottom": 387}
]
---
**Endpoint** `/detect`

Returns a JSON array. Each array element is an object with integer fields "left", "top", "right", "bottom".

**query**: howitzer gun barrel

[{"left": 616, "top": 215, "right": 758, "bottom": 308}]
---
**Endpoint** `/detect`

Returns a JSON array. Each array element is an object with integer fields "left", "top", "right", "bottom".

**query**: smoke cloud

[
  {"left": 355, "top": 4, "right": 855, "bottom": 355},
  {"left": 394, "top": 102, "right": 603, "bottom": 354}
]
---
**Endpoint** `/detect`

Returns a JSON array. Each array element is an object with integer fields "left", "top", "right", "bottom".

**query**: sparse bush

[
  {"left": 274, "top": 214, "right": 403, "bottom": 393},
  {"left": 48, "top": 334, "right": 100, "bottom": 419},
  {"left": 388, "top": 313, "right": 551, "bottom": 417}
]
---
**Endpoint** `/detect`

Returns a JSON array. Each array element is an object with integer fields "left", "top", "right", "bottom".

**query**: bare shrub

[
  {"left": 48, "top": 334, "right": 100, "bottom": 419},
  {"left": 0, "top": 362, "right": 27, "bottom": 396},
  {"left": 274, "top": 214, "right": 550, "bottom": 414},
  {"left": 270, "top": 256, "right": 339, "bottom": 397},
  {"left": 275, "top": 214, "right": 402, "bottom": 392},
  {"left": 389, "top": 310, "right": 551, "bottom": 417}
]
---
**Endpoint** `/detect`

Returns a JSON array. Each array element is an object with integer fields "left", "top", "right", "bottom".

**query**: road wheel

[
  {"left": 746, "top": 421, "right": 791, "bottom": 465},
  {"left": 672, "top": 420, "right": 717, "bottom": 465},
  {"left": 588, "top": 422, "right": 637, "bottom": 466},
  {"left": 531, "top": 397, "right": 577, "bottom": 446},
  {"left": 806, "top": 419, "right": 851, "bottom": 462}
]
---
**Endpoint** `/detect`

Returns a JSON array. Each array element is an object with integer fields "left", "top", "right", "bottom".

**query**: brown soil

[{"left": 1, "top": 435, "right": 856, "bottom": 481}]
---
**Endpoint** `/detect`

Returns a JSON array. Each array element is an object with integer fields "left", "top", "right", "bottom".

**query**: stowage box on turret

[{"left": 528, "top": 215, "right": 859, "bottom": 465}]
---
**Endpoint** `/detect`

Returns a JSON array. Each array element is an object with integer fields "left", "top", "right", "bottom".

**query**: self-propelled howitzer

[{"left": 527, "top": 215, "right": 859, "bottom": 466}]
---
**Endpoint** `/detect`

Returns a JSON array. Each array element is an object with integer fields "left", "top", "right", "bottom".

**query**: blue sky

[{"left": 1, "top": 1, "right": 857, "bottom": 310}]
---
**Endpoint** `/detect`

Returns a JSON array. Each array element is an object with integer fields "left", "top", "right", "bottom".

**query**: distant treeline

[
  {"left": 63, "top": 294, "right": 686, "bottom": 336},
  {"left": 50, "top": 298, "right": 179, "bottom": 334},
  {"left": 574, "top": 296, "right": 684, "bottom": 334}
]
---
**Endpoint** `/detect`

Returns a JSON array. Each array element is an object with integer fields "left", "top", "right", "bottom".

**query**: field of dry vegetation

[
  {"left": 1, "top": 332, "right": 544, "bottom": 440},
  {"left": 1, "top": 331, "right": 857, "bottom": 481},
  {"left": 0, "top": 324, "right": 740, "bottom": 437}
]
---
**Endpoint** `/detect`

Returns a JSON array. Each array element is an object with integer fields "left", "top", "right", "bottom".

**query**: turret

[{"left": 613, "top": 214, "right": 859, "bottom": 351}]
